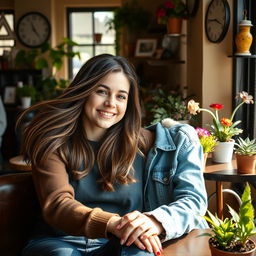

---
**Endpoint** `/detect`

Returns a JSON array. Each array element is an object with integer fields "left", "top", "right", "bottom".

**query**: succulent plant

[{"left": 234, "top": 137, "right": 256, "bottom": 156}]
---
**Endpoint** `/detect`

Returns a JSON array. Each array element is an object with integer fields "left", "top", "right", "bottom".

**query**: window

[
  {"left": 67, "top": 8, "right": 116, "bottom": 79},
  {"left": 0, "top": 10, "right": 15, "bottom": 56}
]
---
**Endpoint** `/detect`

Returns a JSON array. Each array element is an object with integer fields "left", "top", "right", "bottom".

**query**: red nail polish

[{"left": 156, "top": 251, "right": 161, "bottom": 256}]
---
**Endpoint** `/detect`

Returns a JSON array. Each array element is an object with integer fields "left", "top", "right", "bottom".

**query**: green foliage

[
  {"left": 105, "top": 0, "right": 151, "bottom": 53},
  {"left": 15, "top": 37, "right": 80, "bottom": 72},
  {"left": 15, "top": 38, "right": 80, "bottom": 101},
  {"left": 199, "top": 135, "right": 217, "bottom": 153},
  {"left": 202, "top": 183, "right": 256, "bottom": 250},
  {"left": 16, "top": 85, "right": 36, "bottom": 99},
  {"left": 234, "top": 137, "right": 256, "bottom": 156},
  {"left": 146, "top": 88, "right": 191, "bottom": 124}
]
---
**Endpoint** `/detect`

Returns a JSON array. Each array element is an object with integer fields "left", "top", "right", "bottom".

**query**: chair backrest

[{"left": 0, "top": 172, "right": 40, "bottom": 256}]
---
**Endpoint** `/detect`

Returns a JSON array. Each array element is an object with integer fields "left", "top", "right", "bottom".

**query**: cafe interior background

[{"left": 0, "top": 0, "right": 256, "bottom": 215}]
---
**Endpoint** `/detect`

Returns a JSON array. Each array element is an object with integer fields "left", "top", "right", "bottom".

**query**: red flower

[
  {"left": 164, "top": 1, "right": 175, "bottom": 9},
  {"left": 209, "top": 104, "right": 224, "bottom": 110},
  {"left": 221, "top": 118, "right": 233, "bottom": 127},
  {"left": 156, "top": 8, "right": 166, "bottom": 18}
]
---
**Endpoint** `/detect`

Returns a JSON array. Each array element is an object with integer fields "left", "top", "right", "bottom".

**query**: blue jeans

[{"left": 21, "top": 236, "right": 154, "bottom": 256}]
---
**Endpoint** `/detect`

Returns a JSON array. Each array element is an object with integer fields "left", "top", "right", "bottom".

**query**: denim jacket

[{"left": 143, "top": 122, "right": 208, "bottom": 242}]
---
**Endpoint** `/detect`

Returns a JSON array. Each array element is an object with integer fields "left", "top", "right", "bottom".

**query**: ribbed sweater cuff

[{"left": 85, "top": 208, "right": 118, "bottom": 238}]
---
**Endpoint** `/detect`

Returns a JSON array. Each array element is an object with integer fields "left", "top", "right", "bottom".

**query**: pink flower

[{"left": 196, "top": 128, "right": 211, "bottom": 137}]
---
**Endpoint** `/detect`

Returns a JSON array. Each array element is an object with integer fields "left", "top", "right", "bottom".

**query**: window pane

[
  {"left": 70, "top": 12, "right": 92, "bottom": 44},
  {"left": 0, "top": 13, "right": 15, "bottom": 49},
  {"left": 71, "top": 46, "right": 93, "bottom": 77},
  {"left": 95, "top": 45, "right": 115, "bottom": 56},
  {"left": 94, "top": 12, "right": 115, "bottom": 44}
]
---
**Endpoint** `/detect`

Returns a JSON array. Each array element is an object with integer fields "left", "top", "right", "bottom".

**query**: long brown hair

[{"left": 17, "top": 54, "right": 147, "bottom": 191}]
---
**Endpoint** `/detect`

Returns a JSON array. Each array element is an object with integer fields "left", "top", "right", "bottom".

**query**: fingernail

[
  {"left": 126, "top": 240, "right": 131, "bottom": 246},
  {"left": 140, "top": 245, "right": 145, "bottom": 250},
  {"left": 156, "top": 251, "right": 161, "bottom": 256},
  {"left": 120, "top": 239, "right": 124, "bottom": 245}
]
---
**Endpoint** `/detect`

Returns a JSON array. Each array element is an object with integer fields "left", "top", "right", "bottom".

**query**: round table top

[
  {"left": 9, "top": 155, "right": 32, "bottom": 171},
  {"left": 204, "top": 158, "right": 256, "bottom": 182}
]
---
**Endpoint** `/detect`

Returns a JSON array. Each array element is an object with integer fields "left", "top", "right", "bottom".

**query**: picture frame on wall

[
  {"left": 4, "top": 86, "right": 16, "bottom": 104},
  {"left": 135, "top": 39, "right": 157, "bottom": 57}
]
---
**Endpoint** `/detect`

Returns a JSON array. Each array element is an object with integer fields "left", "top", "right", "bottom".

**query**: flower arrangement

[
  {"left": 187, "top": 92, "right": 254, "bottom": 142},
  {"left": 156, "top": 0, "right": 187, "bottom": 24},
  {"left": 196, "top": 128, "right": 217, "bottom": 153}
]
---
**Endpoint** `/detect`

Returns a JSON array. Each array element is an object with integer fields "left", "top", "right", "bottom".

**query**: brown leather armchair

[{"left": 0, "top": 172, "right": 39, "bottom": 256}]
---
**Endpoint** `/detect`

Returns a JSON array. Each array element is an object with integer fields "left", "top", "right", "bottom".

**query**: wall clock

[
  {"left": 186, "top": 0, "right": 199, "bottom": 17},
  {"left": 16, "top": 12, "right": 51, "bottom": 48},
  {"left": 205, "top": 0, "right": 230, "bottom": 43}
]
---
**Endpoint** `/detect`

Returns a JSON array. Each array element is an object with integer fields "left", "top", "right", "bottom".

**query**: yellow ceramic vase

[{"left": 235, "top": 19, "right": 253, "bottom": 56}]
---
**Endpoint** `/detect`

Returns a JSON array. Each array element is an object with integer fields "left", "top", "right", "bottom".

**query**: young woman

[{"left": 18, "top": 54, "right": 208, "bottom": 256}]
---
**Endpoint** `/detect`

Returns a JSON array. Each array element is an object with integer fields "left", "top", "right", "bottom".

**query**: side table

[
  {"left": 204, "top": 158, "right": 256, "bottom": 219},
  {"left": 9, "top": 155, "right": 32, "bottom": 171}
]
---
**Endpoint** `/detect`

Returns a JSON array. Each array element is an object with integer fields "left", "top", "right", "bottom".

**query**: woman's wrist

[{"left": 106, "top": 215, "right": 121, "bottom": 234}]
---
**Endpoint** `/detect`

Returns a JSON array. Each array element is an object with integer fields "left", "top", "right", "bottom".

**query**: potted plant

[
  {"left": 202, "top": 183, "right": 256, "bottom": 256},
  {"left": 156, "top": 0, "right": 187, "bottom": 34},
  {"left": 188, "top": 91, "right": 254, "bottom": 163},
  {"left": 196, "top": 128, "right": 217, "bottom": 169},
  {"left": 16, "top": 85, "right": 36, "bottom": 108},
  {"left": 15, "top": 37, "right": 80, "bottom": 101},
  {"left": 234, "top": 137, "right": 256, "bottom": 174},
  {"left": 146, "top": 88, "right": 192, "bottom": 125},
  {"left": 105, "top": 0, "right": 151, "bottom": 53}
]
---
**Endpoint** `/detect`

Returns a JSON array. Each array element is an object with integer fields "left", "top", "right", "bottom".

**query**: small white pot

[
  {"left": 212, "top": 140, "right": 235, "bottom": 163},
  {"left": 21, "top": 97, "right": 31, "bottom": 109}
]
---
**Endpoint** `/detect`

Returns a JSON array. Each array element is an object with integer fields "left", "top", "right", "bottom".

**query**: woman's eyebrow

[{"left": 98, "top": 84, "right": 129, "bottom": 95}]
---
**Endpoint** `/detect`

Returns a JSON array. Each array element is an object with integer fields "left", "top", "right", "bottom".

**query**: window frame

[
  {"left": 0, "top": 9, "right": 15, "bottom": 52},
  {"left": 233, "top": 1, "right": 256, "bottom": 138},
  {"left": 67, "top": 7, "right": 116, "bottom": 79}
]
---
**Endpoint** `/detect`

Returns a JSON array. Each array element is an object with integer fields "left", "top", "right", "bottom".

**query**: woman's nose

[{"left": 104, "top": 97, "right": 115, "bottom": 107}]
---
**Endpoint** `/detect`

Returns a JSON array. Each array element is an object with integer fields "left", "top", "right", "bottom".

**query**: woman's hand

[
  {"left": 117, "top": 211, "right": 164, "bottom": 255},
  {"left": 107, "top": 214, "right": 163, "bottom": 255}
]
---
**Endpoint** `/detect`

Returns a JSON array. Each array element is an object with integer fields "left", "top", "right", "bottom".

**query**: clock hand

[
  {"left": 208, "top": 18, "right": 222, "bottom": 25},
  {"left": 30, "top": 22, "right": 40, "bottom": 38}
]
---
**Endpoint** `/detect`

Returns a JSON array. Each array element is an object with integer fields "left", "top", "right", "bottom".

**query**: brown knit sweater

[{"left": 32, "top": 154, "right": 118, "bottom": 239}]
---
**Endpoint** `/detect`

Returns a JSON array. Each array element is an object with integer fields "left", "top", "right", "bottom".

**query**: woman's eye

[
  {"left": 118, "top": 95, "right": 127, "bottom": 100},
  {"left": 96, "top": 89, "right": 108, "bottom": 95}
]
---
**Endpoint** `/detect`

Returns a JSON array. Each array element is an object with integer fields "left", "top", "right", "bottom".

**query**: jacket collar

[{"left": 146, "top": 122, "right": 176, "bottom": 151}]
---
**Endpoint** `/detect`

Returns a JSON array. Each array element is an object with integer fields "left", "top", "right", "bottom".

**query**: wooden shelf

[{"left": 228, "top": 55, "right": 256, "bottom": 58}]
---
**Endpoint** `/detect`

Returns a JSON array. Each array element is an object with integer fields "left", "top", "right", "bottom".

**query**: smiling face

[{"left": 83, "top": 71, "right": 130, "bottom": 141}]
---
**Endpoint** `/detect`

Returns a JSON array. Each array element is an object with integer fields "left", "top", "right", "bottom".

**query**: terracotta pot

[
  {"left": 203, "top": 153, "right": 208, "bottom": 170},
  {"left": 209, "top": 239, "right": 256, "bottom": 256},
  {"left": 94, "top": 33, "right": 102, "bottom": 43},
  {"left": 167, "top": 17, "right": 182, "bottom": 34},
  {"left": 236, "top": 154, "right": 256, "bottom": 174}
]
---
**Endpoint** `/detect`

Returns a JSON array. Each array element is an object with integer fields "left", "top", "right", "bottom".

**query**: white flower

[
  {"left": 237, "top": 91, "right": 254, "bottom": 104},
  {"left": 187, "top": 100, "right": 200, "bottom": 115},
  {"left": 161, "top": 118, "right": 179, "bottom": 128}
]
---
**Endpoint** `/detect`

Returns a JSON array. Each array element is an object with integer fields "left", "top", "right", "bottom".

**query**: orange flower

[{"left": 221, "top": 118, "right": 233, "bottom": 127}]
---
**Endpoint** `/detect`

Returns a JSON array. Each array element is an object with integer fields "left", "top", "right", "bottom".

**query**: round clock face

[
  {"left": 205, "top": 0, "right": 230, "bottom": 43},
  {"left": 17, "top": 12, "right": 51, "bottom": 48}
]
